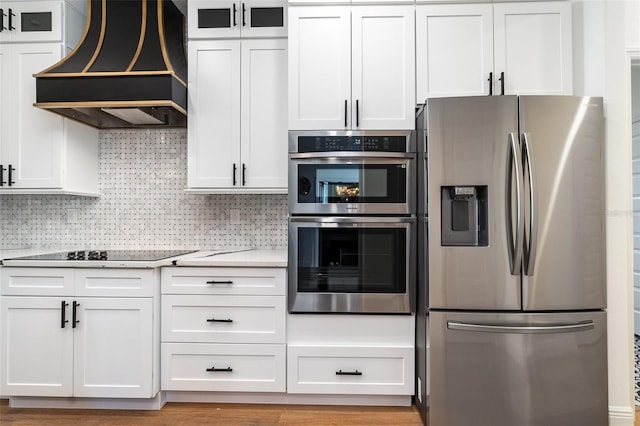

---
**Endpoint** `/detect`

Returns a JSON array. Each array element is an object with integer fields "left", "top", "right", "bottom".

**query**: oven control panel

[{"left": 298, "top": 136, "right": 408, "bottom": 153}]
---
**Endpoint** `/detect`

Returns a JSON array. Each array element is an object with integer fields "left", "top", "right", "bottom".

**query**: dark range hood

[{"left": 34, "top": 0, "right": 187, "bottom": 129}]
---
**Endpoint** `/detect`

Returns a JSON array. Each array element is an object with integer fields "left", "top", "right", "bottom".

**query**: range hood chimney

[{"left": 34, "top": 0, "right": 187, "bottom": 129}]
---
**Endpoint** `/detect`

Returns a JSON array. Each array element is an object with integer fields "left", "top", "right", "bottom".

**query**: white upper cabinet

[
  {"left": 351, "top": 6, "right": 415, "bottom": 130},
  {"left": 188, "top": 0, "right": 287, "bottom": 39},
  {"left": 0, "top": 0, "right": 98, "bottom": 195},
  {"left": 416, "top": 4, "right": 494, "bottom": 100},
  {"left": 188, "top": 39, "right": 288, "bottom": 192},
  {"left": 288, "top": 6, "right": 351, "bottom": 130},
  {"left": 416, "top": 1, "right": 572, "bottom": 101},
  {"left": 493, "top": 1, "right": 572, "bottom": 96},
  {"left": 288, "top": 5, "right": 415, "bottom": 130}
]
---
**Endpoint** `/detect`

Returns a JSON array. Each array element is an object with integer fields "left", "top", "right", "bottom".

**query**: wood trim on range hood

[{"left": 34, "top": 0, "right": 187, "bottom": 129}]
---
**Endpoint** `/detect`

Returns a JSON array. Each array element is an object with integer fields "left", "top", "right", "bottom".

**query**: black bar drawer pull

[
  {"left": 232, "top": 163, "right": 237, "bottom": 186},
  {"left": 242, "top": 3, "right": 246, "bottom": 26},
  {"left": 61, "top": 301, "right": 69, "bottom": 328},
  {"left": 206, "top": 366, "right": 233, "bottom": 372},
  {"left": 488, "top": 72, "right": 493, "bottom": 96},
  {"left": 0, "top": 9, "right": 5, "bottom": 32},
  {"left": 72, "top": 301, "right": 80, "bottom": 328},
  {"left": 206, "top": 280, "right": 234, "bottom": 285},
  {"left": 336, "top": 370, "right": 362, "bottom": 376},
  {"left": 206, "top": 318, "right": 233, "bottom": 323},
  {"left": 499, "top": 71, "right": 505, "bottom": 95},
  {"left": 242, "top": 163, "right": 246, "bottom": 186},
  {"left": 0, "top": 164, "right": 5, "bottom": 186},
  {"left": 232, "top": 3, "right": 237, "bottom": 26},
  {"left": 344, "top": 99, "right": 347, "bottom": 127}
]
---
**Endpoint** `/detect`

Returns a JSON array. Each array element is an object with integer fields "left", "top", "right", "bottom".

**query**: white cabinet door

[
  {"left": 288, "top": 6, "right": 350, "bottom": 130},
  {"left": 0, "top": 1, "right": 63, "bottom": 43},
  {"left": 73, "top": 298, "right": 153, "bottom": 398},
  {"left": 188, "top": 40, "right": 241, "bottom": 188},
  {"left": 3, "top": 43, "right": 65, "bottom": 189},
  {"left": 240, "top": 39, "right": 287, "bottom": 189},
  {"left": 0, "top": 297, "right": 74, "bottom": 396},
  {"left": 493, "top": 1, "right": 572, "bottom": 95},
  {"left": 416, "top": 4, "right": 494, "bottom": 100},
  {"left": 351, "top": 6, "right": 414, "bottom": 130}
]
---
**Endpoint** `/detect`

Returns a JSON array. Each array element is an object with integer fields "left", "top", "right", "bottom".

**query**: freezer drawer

[{"left": 429, "top": 311, "right": 607, "bottom": 426}]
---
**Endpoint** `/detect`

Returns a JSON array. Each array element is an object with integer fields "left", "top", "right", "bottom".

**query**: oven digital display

[{"left": 297, "top": 136, "right": 407, "bottom": 152}]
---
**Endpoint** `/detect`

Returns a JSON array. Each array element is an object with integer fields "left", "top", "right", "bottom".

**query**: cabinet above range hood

[{"left": 34, "top": 0, "right": 187, "bottom": 129}]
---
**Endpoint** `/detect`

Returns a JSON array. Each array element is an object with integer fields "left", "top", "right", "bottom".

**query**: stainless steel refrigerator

[{"left": 415, "top": 96, "right": 608, "bottom": 426}]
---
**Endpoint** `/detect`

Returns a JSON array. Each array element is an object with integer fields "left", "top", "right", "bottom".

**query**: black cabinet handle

[
  {"left": 8, "top": 165, "right": 14, "bottom": 186},
  {"left": 72, "top": 301, "right": 80, "bottom": 328},
  {"left": 61, "top": 301, "right": 69, "bottom": 328},
  {"left": 232, "top": 163, "right": 237, "bottom": 186},
  {"left": 0, "top": 9, "right": 5, "bottom": 32},
  {"left": 356, "top": 99, "right": 359, "bottom": 127},
  {"left": 488, "top": 72, "right": 493, "bottom": 96},
  {"left": 242, "top": 3, "right": 246, "bottom": 26},
  {"left": 206, "top": 366, "right": 233, "bottom": 372},
  {"left": 206, "top": 280, "right": 234, "bottom": 285},
  {"left": 232, "top": 3, "right": 237, "bottom": 26},
  {"left": 8, "top": 8, "right": 14, "bottom": 31},
  {"left": 0, "top": 164, "right": 5, "bottom": 186},
  {"left": 344, "top": 99, "right": 348, "bottom": 127},
  {"left": 336, "top": 370, "right": 362, "bottom": 376},
  {"left": 206, "top": 318, "right": 233, "bottom": 323},
  {"left": 499, "top": 72, "right": 505, "bottom": 95},
  {"left": 242, "top": 163, "right": 246, "bottom": 186}
]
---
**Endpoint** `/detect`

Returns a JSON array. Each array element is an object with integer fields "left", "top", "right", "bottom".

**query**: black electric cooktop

[{"left": 9, "top": 249, "right": 197, "bottom": 261}]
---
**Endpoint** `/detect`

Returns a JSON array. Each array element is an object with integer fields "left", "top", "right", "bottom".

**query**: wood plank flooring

[
  {"left": 2, "top": 400, "right": 638, "bottom": 425},
  {"left": 0, "top": 400, "right": 423, "bottom": 425}
]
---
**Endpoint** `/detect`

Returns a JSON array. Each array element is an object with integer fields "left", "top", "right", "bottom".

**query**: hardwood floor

[{"left": 0, "top": 400, "right": 423, "bottom": 425}]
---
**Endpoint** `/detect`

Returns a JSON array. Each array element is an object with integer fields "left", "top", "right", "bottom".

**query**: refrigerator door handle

[
  {"left": 447, "top": 320, "right": 595, "bottom": 334},
  {"left": 522, "top": 132, "right": 537, "bottom": 276},
  {"left": 505, "top": 132, "right": 524, "bottom": 275}
]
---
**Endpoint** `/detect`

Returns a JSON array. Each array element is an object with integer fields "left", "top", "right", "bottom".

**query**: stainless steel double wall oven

[{"left": 288, "top": 130, "right": 416, "bottom": 314}]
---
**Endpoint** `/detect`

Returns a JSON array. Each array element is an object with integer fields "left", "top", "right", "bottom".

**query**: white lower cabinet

[
  {"left": 287, "top": 346, "right": 414, "bottom": 395},
  {"left": 161, "top": 266, "right": 287, "bottom": 393},
  {"left": 162, "top": 343, "right": 286, "bottom": 392},
  {"left": 0, "top": 268, "right": 159, "bottom": 399}
]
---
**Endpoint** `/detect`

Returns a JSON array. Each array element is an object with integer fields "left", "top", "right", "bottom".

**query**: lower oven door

[{"left": 288, "top": 216, "right": 416, "bottom": 314}]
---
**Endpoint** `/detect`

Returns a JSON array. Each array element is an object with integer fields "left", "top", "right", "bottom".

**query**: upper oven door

[{"left": 289, "top": 154, "right": 416, "bottom": 215}]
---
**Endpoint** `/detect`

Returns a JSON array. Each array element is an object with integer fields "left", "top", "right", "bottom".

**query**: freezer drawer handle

[
  {"left": 206, "top": 280, "right": 234, "bottom": 285},
  {"left": 206, "top": 366, "right": 233, "bottom": 372},
  {"left": 447, "top": 320, "right": 595, "bottom": 334},
  {"left": 206, "top": 317, "right": 233, "bottom": 323},
  {"left": 336, "top": 370, "right": 362, "bottom": 376}
]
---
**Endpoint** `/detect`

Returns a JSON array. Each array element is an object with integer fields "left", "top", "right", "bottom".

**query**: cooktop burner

[{"left": 10, "top": 250, "right": 197, "bottom": 262}]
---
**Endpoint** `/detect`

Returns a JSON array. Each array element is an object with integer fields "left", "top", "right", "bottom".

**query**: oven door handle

[
  {"left": 289, "top": 216, "right": 416, "bottom": 224},
  {"left": 289, "top": 152, "right": 415, "bottom": 160}
]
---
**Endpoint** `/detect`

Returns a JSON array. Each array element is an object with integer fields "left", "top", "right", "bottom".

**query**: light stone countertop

[{"left": 173, "top": 249, "right": 288, "bottom": 267}]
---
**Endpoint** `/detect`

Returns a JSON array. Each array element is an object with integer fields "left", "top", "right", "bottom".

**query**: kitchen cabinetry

[
  {"left": 188, "top": 0, "right": 287, "bottom": 39},
  {"left": 187, "top": 39, "right": 287, "bottom": 191},
  {"left": 0, "top": 268, "right": 159, "bottom": 398},
  {"left": 287, "top": 315, "right": 415, "bottom": 397},
  {"left": 288, "top": 5, "right": 415, "bottom": 130},
  {"left": 0, "top": 0, "right": 98, "bottom": 195},
  {"left": 416, "top": 1, "right": 572, "bottom": 100},
  {"left": 161, "top": 266, "right": 287, "bottom": 392}
]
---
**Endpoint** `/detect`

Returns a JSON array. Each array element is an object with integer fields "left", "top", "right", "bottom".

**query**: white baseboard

[
  {"left": 609, "top": 405, "right": 635, "bottom": 426},
  {"left": 8, "top": 393, "right": 166, "bottom": 411}
]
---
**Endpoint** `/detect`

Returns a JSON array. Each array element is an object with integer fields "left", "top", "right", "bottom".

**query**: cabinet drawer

[
  {"left": 287, "top": 346, "right": 414, "bottom": 395},
  {"left": 1, "top": 268, "right": 74, "bottom": 296},
  {"left": 162, "top": 295, "right": 285, "bottom": 343},
  {"left": 161, "top": 343, "right": 286, "bottom": 392},
  {"left": 161, "top": 267, "right": 285, "bottom": 295},
  {"left": 75, "top": 269, "right": 155, "bottom": 297}
]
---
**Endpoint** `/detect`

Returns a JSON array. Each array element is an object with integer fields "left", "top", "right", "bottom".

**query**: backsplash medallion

[{"left": 0, "top": 129, "right": 287, "bottom": 250}]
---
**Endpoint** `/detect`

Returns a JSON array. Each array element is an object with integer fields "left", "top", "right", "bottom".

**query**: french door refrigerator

[{"left": 415, "top": 96, "right": 607, "bottom": 426}]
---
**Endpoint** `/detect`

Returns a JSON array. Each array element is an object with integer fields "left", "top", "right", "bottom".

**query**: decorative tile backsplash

[{"left": 0, "top": 129, "right": 288, "bottom": 250}]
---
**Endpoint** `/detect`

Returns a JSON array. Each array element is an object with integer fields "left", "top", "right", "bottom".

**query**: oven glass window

[
  {"left": 297, "top": 227, "right": 406, "bottom": 293},
  {"left": 297, "top": 164, "right": 407, "bottom": 204}
]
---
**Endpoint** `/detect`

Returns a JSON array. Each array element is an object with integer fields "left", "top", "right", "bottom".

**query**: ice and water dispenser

[{"left": 441, "top": 185, "right": 488, "bottom": 246}]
